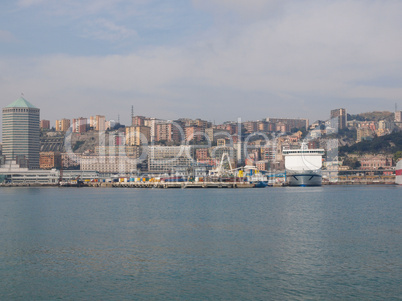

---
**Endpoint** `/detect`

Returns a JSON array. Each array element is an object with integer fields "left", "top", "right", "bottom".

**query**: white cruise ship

[
  {"left": 283, "top": 143, "right": 325, "bottom": 186},
  {"left": 396, "top": 160, "right": 402, "bottom": 185}
]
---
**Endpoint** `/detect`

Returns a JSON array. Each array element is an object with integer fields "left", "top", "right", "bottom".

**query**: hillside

[
  {"left": 340, "top": 131, "right": 402, "bottom": 154},
  {"left": 348, "top": 111, "right": 394, "bottom": 122}
]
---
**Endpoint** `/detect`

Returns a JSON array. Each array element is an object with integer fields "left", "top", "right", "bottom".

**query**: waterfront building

[
  {"left": 126, "top": 126, "right": 151, "bottom": 146},
  {"left": 80, "top": 155, "right": 138, "bottom": 174},
  {"left": 2, "top": 97, "right": 40, "bottom": 169},
  {"left": 360, "top": 155, "right": 393, "bottom": 170},
  {"left": 0, "top": 160, "right": 58, "bottom": 183},
  {"left": 256, "top": 160, "right": 269, "bottom": 171},
  {"left": 148, "top": 146, "right": 194, "bottom": 173},
  {"left": 330, "top": 108, "right": 347, "bottom": 130},
  {"left": 40, "top": 151, "right": 62, "bottom": 169},
  {"left": 56, "top": 119, "right": 71, "bottom": 132},
  {"left": 61, "top": 152, "right": 81, "bottom": 169},
  {"left": 40, "top": 120, "right": 50, "bottom": 130},
  {"left": 95, "top": 145, "right": 140, "bottom": 157},
  {"left": 0, "top": 159, "right": 97, "bottom": 183}
]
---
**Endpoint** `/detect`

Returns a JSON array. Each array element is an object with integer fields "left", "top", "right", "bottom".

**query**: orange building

[
  {"left": 40, "top": 151, "right": 61, "bottom": 169},
  {"left": 56, "top": 119, "right": 71, "bottom": 132},
  {"left": 40, "top": 120, "right": 50, "bottom": 130}
]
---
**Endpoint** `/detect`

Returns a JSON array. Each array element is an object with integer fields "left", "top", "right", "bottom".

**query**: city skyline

[{"left": 1, "top": 1, "right": 402, "bottom": 126}]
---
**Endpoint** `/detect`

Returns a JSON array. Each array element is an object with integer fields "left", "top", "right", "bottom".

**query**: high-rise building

[
  {"left": 126, "top": 126, "right": 151, "bottom": 146},
  {"left": 330, "top": 108, "right": 347, "bottom": 130},
  {"left": 144, "top": 118, "right": 158, "bottom": 142},
  {"left": 56, "top": 119, "right": 71, "bottom": 132},
  {"left": 2, "top": 97, "right": 40, "bottom": 169},
  {"left": 395, "top": 111, "right": 402, "bottom": 122},
  {"left": 132, "top": 116, "right": 146, "bottom": 126},
  {"left": 185, "top": 126, "right": 204, "bottom": 142},
  {"left": 155, "top": 121, "right": 181, "bottom": 143},
  {"left": 72, "top": 117, "right": 88, "bottom": 133},
  {"left": 40, "top": 120, "right": 50, "bottom": 130},
  {"left": 95, "top": 115, "right": 106, "bottom": 131},
  {"left": 89, "top": 115, "right": 106, "bottom": 131}
]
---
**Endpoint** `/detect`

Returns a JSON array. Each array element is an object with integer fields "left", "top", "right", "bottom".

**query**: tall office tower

[
  {"left": 330, "top": 108, "right": 347, "bottom": 130},
  {"left": 2, "top": 97, "right": 40, "bottom": 169}
]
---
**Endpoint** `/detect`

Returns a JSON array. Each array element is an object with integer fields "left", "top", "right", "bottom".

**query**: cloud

[
  {"left": 81, "top": 19, "right": 138, "bottom": 42},
  {"left": 2, "top": 0, "right": 402, "bottom": 124},
  {"left": 17, "top": 0, "right": 47, "bottom": 8},
  {"left": 17, "top": 0, "right": 149, "bottom": 18},
  {"left": 193, "top": 0, "right": 283, "bottom": 17}
]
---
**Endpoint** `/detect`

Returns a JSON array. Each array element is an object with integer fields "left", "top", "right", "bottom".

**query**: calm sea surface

[{"left": 0, "top": 186, "right": 401, "bottom": 300}]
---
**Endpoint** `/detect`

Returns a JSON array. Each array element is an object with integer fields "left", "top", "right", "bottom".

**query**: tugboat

[{"left": 243, "top": 167, "right": 268, "bottom": 188}]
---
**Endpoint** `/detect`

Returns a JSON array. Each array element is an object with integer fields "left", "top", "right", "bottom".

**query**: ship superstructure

[{"left": 283, "top": 143, "right": 325, "bottom": 186}]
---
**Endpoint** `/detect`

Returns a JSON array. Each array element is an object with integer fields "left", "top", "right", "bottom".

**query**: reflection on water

[{"left": 0, "top": 186, "right": 401, "bottom": 300}]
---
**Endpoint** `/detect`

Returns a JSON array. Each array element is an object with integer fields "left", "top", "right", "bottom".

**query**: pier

[{"left": 89, "top": 181, "right": 257, "bottom": 189}]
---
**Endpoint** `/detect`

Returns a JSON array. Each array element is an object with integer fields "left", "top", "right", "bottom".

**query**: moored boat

[
  {"left": 283, "top": 143, "right": 325, "bottom": 187},
  {"left": 396, "top": 160, "right": 402, "bottom": 185}
]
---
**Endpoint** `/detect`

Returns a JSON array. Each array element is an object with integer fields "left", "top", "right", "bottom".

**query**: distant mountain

[{"left": 348, "top": 111, "right": 394, "bottom": 122}]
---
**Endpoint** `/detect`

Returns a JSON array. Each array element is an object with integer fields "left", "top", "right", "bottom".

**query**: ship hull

[
  {"left": 396, "top": 161, "right": 402, "bottom": 185},
  {"left": 287, "top": 172, "right": 322, "bottom": 186}
]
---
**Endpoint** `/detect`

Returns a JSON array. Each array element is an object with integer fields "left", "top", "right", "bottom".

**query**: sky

[{"left": 1, "top": 0, "right": 402, "bottom": 127}]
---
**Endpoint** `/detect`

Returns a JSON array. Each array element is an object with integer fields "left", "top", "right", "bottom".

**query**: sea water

[{"left": 0, "top": 186, "right": 401, "bottom": 300}]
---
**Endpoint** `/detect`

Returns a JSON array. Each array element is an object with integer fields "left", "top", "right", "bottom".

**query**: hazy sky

[{"left": 1, "top": 0, "right": 402, "bottom": 126}]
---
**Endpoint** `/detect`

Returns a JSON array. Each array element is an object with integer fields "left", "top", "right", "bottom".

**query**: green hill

[
  {"left": 348, "top": 111, "right": 394, "bottom": 122},
  {"left": 340, "top": 131, "right": 402, "bottom": 154}
]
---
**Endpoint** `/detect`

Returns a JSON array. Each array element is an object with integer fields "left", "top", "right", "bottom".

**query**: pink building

[
  {"left": 72, "top": 117, "right": 88, "bottom": 133},
  {"left": 360, "top": 156, "right": 393, "bottom": 170},
  {"left": 185, "top": 126, "right": 204, "bottom": 142},
  {"left": 196, "top": 149, "right": 209, "bottom": 160},
  {"left": 156, "top": 122, "right": 180, "bottom": 143},
  {"left": 256, "top": 160, "right": 269, "bottom": 171},
  {"left": 40, "top": 120, "right": 50, "bottom": 130}
]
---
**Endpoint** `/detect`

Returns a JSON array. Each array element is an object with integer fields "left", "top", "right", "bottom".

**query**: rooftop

[{"left": 5, "top": 97, "right": 38, "bottom": 109}]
